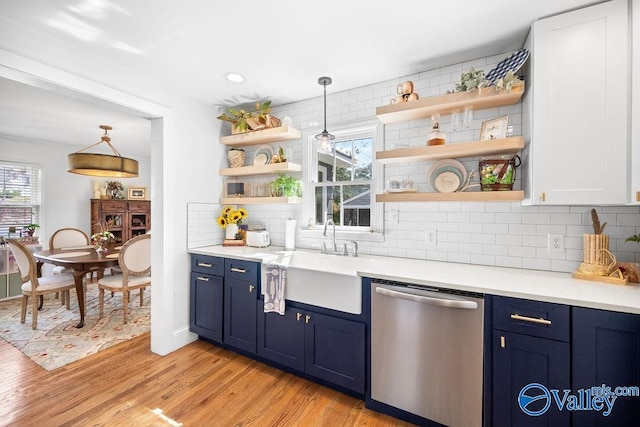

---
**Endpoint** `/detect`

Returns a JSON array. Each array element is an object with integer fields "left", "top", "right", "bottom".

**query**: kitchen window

[
  {"left": 0, "top": 161, "right": 41, "bottom": 237},
  {"left": 302, "top": 120, "right": 383, "bottom": 238}
]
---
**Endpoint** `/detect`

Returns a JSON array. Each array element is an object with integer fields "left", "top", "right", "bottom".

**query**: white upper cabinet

[
  {"left": 631, "top": 0, "right": 640, "bottom": 204},
  {"left": 523, "top": 0, "right": 629, "bottom": 205}
]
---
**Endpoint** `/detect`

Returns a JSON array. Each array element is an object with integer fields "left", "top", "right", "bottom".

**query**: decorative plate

[
  {"left": 427, "top": 159, "right": 467, "bottom": 192},
  {"left": 485, "top": 48, "right": 530, "bottom": 85},
  {"left": 253, "top": 145, "right": 274, "bottom": 166},
  {"left": 433, "top": 171, "right": 461, "bottom": 193}
]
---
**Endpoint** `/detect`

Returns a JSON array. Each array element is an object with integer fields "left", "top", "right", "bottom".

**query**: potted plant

[
  {"left": 270, "top": 173, "right": 302, "bottom": 197},
  {"left": 22, "top": 223, "right": 39, "bottom": 236},
  {"left": 217, "top": 101, "right": 279, "bottom": 134}
]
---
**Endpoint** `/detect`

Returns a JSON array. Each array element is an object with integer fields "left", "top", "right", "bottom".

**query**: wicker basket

[{"left": 227, "top": 149, "right": 245, "bottom": 168}]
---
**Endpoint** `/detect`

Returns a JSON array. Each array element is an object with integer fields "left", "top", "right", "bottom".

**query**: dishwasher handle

[{"left": 375, "top": 286, "right": 478, "bottom": 309}]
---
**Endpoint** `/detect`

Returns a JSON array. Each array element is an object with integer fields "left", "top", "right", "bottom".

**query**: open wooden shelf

[
  {"left": 220, "top": 196, "right": 302, "bottom": 205},
  {"left": 375, "top": 85, "right": 525, "bottom": 124},
  {"left": 219, "top": 162, "right": 302, "bottom": 177},
  {"left": 376, "top": 137, "right": 524, "bottom": 164},
  {"left": 220, "top": 125, "right": 301, "bottom": 147},
  {"left": 376, "top": 190, "right": 524, "bottom": 203}
]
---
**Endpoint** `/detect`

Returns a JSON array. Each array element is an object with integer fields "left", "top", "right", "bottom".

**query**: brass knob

[
  {"left": 249, "top": 285, "right": 255, "bottom": 292},
  {"left": 296, "top": 312, "right": 302, "bottom": 321},
  {"left": 305, "top": 315, "right": 311, "bottom": 324}
]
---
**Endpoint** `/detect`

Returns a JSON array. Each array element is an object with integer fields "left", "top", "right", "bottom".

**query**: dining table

[{"left": 33, "top": 246, "right": 120, "bottom": 328}]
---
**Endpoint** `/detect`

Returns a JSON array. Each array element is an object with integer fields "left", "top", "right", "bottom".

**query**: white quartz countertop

[{"left": 189, "top": 245, "right": 640, "bottom": 315}]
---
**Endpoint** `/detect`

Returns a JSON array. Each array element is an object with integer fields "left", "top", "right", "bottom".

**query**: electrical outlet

[
  {"left": 426, "top": 229, "right": 437, "bottom": 249},
  {"left": 548, "top": 234, "right": 565, "bottom": 253}
]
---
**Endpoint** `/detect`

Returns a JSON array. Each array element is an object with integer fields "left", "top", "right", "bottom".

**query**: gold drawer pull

[
  {"left": 296, "top": 312, "right": 302, "bottom": 321},
  {"left": 196, "top": 276, "right": 209, "bottom": 282},
  {"left": 249, "top": 285, "right": 255, "bottom": 292},
  {"left": 230, "top": 267, "right": 247, "bottom": 273},
  {"left": 511, "top": 313, "right": 551, "bottom": 325},
  {"left": 197, "top": 262, "right": 212, "bottom": 268}
]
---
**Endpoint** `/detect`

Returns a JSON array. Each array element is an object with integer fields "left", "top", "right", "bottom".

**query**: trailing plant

[
  {"left": 448, "top": 67, "right": 487, "bottom": 93},
  {"left": 217, "top": 101, "right": 272, "bottom": 133},
  {"left": 493, "top": 70, "right": 523, "bottom": 93}
]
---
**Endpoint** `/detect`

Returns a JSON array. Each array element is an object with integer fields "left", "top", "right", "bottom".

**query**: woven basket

[{"left": 227, "top": 149, "right": 245, "bottom": 168}]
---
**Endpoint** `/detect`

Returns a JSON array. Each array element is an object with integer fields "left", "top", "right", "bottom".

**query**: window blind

[{"left": 0, "top": 161, "right": 42, "bottom": 237}]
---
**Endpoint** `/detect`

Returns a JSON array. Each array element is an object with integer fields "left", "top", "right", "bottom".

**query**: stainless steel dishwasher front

[{"left": 370, "top": 281, "right": 484, "bottom": 427}]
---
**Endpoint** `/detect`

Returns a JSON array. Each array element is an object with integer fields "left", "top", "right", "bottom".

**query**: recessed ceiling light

[{"left": 224, "top": 72, "right": 245, "bottom": 83}]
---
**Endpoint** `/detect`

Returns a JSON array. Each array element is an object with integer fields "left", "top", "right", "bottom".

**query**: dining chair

[
  {"left": 8, "top": 239, "right": 76, "bottom": 330},
  {"left": 97, "top": 234, "right": 151, "bottom": 324},
  {"left": 48, "top": 227, "right": 100, "bottom": 303}
]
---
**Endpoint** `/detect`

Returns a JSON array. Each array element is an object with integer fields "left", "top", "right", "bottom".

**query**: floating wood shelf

[
  {"left": 376, "top": 137, "right": 524, "bottom": 164},
  {"left": 220, "top": 162, "right": 302, "bottom": 177},
  {"left": 376, "top": 190, "right": 524, "bottom": 203},
  {"left": 220, "top": 126, "right": 301, "bottom": 147},
  {"left": 220, "top": 196, "right": 302, "bottom": 205},
  {"left": 375, "top": 85, "right": 525, "bottom": 124}
]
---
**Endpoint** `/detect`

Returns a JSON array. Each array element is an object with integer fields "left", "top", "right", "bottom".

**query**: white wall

[{"left": 0, "top": 135, "right": 151, "bottom": 240}]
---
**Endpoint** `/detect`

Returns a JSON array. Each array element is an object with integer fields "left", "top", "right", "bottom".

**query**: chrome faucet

[
  {"left": 350, "top": 240, "right": 358, "bottom": 257},
  {"left": 323, "top": 219, "right": 337, "bottom": 252}
]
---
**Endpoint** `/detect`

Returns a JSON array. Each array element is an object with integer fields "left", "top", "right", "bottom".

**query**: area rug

[{"left": 0, "top": 285, "right": 150, "bottom": 371}]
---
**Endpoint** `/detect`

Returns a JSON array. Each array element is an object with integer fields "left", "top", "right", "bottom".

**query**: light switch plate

[{"left": 426, "top": 229, "right": 437, "bottom": 249}]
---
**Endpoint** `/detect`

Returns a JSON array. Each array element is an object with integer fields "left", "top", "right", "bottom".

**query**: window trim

[{"left": 301, "top": 119, "right": 384, "bottom": 241}]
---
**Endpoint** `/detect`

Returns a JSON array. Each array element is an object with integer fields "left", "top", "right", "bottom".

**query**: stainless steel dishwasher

[{"left": 371, "top": 280, "right": 484, "bottom": 427}]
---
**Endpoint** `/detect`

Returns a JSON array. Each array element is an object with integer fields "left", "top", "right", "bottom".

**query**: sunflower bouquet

[{"left": 217, "top": 206, "right": 248, "bottom": 228}]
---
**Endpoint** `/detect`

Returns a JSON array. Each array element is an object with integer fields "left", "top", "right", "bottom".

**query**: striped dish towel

[{"left": 264, "top": 262, "right": 286, "bottom": 315}]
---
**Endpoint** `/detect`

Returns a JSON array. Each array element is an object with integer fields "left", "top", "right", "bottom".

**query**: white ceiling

[{"left": 0, "top": 0, "right": 600, "bottom": 155}]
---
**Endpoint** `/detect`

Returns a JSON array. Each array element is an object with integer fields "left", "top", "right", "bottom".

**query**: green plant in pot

[
  {"left": 217, "top": 101, "right": 272, "bottom": 134},
  {"left": 270, "top": 173, "right": 302, "bottom": 197},
  {"left": 23, "top": 223, "right": 40, "bottom": 236}
]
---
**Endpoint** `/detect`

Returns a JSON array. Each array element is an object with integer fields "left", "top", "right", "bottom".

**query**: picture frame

[
  {"left": 480, "top": 116, "right": 509, "bottom": 141},
  {"left": 127, "top": 187, "right": 147, "bottom": 200}
]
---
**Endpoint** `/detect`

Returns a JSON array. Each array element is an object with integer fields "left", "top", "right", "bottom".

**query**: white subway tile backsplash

[{"left": 189, "top": 51, "right": 640, "bottom": 276}]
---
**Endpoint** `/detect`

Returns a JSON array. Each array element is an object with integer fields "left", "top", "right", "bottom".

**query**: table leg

[{"left": 73, "top": 272, "right": 86, "bottom": 328}]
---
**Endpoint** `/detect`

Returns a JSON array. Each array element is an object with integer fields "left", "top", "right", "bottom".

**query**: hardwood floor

[{"left": 0, "top": 334, "right": 413, "bottom": 426}]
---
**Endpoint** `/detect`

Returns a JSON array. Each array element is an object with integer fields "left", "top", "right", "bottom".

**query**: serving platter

[{"left": 253, "top": 144, "right": 274, "bottom": 166}]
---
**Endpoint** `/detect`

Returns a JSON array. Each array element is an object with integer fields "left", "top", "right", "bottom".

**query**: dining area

[{"left": 0, "top": 223, "right": 152, "bottom": 371}]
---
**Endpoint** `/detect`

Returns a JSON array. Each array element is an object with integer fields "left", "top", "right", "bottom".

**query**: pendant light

[
  {"left": 315, "top": 76, "right": 335, "bottom": 150},
  {"left": 68, "top": 125, "right": 139, "bottom": 178}
]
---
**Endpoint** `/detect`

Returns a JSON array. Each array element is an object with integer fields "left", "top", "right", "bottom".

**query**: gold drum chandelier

[{"left": 68, "top": 125, "right": 139, "bottom": 178}]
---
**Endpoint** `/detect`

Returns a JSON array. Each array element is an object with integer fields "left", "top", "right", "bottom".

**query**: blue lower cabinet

[
  {"left": 492, "top": 330, "right": 570, "bottom": 427},
  {"left": 257, "top": 303, "right": 305, "bottom": 371},
  {"left": 189, "top": 271, "right": 223, "bottom": 343},
  {"left": 304, "top": 310, "right": 365, "bottom": 394},
  {"left": 258, "top": 303, "right": 366, "bottom": 395},
  {"left": 572, "top": 307, "right": 640, "bottom": 426},
  {"left": 224, "top": 277, "right": 258, "bottom": 354}
]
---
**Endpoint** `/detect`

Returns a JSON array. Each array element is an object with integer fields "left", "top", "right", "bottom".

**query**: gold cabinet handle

[
  {"left": 511, "top": 313, "right": 551, "bottom": 325},
  {"left": 540, "top": 192, "right": 546, "bottom": 202},
  {"left": 305, "top": 315, "right": 311, "bottom": 324},
  {"left": 296, "top": 312, "right": 302, "bottom": 321},
  {"left": 500, "top": 336, "right": 505, "bottom": 348},
  {"left": 197, "top": 262, "right": 212, "bottom": 268},
  {"left": 196, "top": 276, "right": 209, "bottom": 282},
  {"left": 230, "top": 267, "right": 247, "bottom": 273},
  {"left": 636, "top": 191, "right": 640, "bottom": 202},
  {"left": 249, "top": 285, "right": 255, "bottom": 292}
]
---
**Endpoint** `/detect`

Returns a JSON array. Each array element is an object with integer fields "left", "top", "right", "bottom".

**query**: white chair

[
  {"left": 48, "top": 227, "right": 98, "bottom": 303},
  {"left": 8, "top": 239, "right": 76, "bottom": 330},
  {"left": 97, "top": 234, "right": 151, "bottom": 324}
]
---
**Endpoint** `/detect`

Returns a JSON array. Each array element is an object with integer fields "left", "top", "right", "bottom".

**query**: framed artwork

[
  {"left": 480, "top": 116, "right": 509, "bottom": 140},
  {"left": 127, "top": 187, "right": 147, "bottom": 200}
]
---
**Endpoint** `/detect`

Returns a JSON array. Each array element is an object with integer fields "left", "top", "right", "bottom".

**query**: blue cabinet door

[
  {"left": 492, "top": 330, "right": 570, "bottom": 426},
  {"left": 304, "top": 310, "right": 365, "bottom": 394},
  {"left": 257, "top": 302, "right": 305, "bottom": 372},
  {"left": 224, "top": 277, "right": 258, "bottom": 353},
  {"left": 189, "top": 272, "right": 223, "bottom": 342},
  {"left": 573, "top": 307, "right": 640, "bottom": 426}
]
